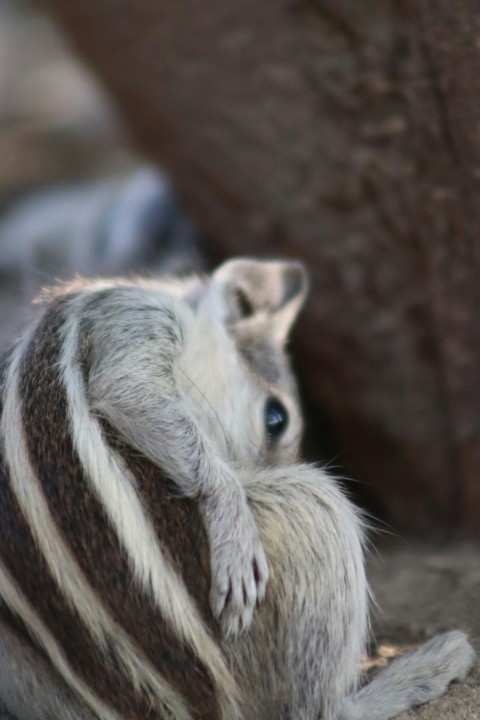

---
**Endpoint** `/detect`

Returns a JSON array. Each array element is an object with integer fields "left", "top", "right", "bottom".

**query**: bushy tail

[{"left": 339, "top": 630, "right": 476, "bottom": 720}]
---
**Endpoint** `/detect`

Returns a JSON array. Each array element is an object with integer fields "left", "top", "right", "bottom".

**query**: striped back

[{"left": 0, "top": 293, "right": 240, "bottom": 720}]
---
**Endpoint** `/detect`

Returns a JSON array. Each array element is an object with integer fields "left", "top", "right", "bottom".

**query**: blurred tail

[{"left": 339, "top": 630, "right": 476, "bottom": 720}]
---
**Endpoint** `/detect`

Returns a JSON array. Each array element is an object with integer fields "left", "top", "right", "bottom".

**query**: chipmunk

[{"left": 0, "top": 258, "right": 475, "bottom": 720}]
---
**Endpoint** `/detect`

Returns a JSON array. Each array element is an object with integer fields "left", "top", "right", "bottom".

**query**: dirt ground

[{"left": 367, "top": 540, "right": 480, "bottom": 719}]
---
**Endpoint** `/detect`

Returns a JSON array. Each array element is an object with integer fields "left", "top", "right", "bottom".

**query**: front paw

[{"left": 206, "top": 499, "right": 269, "bottom": 639}]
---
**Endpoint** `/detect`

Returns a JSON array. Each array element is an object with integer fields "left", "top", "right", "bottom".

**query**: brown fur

[{"left": 14, "top": 303, "right": 221, "bottom": 720}]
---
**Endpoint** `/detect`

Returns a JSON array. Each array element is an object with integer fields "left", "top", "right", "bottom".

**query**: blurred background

[
  {"left": 0, "top": 0, "right": 203, "bottom": 344},
  {"left": 0, "top": 0, "right": 130, "bottom": 340},
  {"left": 0, "top": 0, "right": 131, "bottom": 193},
  {"left": 2, "top": 0, "right": 480, "bottom": 538}
]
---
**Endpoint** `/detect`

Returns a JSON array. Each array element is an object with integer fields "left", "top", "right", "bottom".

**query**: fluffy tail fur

[{"left": 339, "top": 630, "right": 475, "bottom": 720}]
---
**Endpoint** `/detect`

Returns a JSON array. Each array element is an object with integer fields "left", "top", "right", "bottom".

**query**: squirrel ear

[{"left": 212, "top": 258, "right": 309, "bottom": 343}]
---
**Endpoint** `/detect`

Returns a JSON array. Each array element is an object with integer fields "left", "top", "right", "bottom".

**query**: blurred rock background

[
  {"left": 45, "top": 0, "right": 480, "bottom": 538},
  {"left": 0, "top": 0, "right": 203, "bottom": 348}
]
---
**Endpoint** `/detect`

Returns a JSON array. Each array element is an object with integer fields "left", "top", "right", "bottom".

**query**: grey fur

[
  {"left": 0, "top": 258, "right": 475, "bottom": 719},
  {"left": 0, "top": 625, "right": 94, "bottom": 720},
  {"left": 339, "top": 630, "right": 476, "bottom": 720}
]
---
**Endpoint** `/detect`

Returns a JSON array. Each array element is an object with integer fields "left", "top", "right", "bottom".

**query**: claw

[
  {"left": 206, "top": 497, "right": 269, "bottom": 637},
  {"left": 211, "top": 583, "right": 229, "bottom": 620}
]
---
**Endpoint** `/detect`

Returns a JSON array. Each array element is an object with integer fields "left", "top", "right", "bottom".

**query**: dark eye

[{"left": 265, "top": 397, "right": 289, "bottom": 444}]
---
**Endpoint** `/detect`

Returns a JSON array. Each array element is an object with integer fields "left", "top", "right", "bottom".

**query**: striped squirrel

[{"left": 0, "top": 258, "right": 475, "bottom": 720}]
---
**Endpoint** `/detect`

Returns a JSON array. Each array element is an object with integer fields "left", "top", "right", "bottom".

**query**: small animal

[{"left": 0, "top": 258, "right": 475, "bottom": 720}]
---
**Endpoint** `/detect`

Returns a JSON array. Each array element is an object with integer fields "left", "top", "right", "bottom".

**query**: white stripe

[
  {"left": 0, "top": 561, "right": 120, "bottom": 720},
  {"left": 60, "top": 308, "right": 241, "bottom": 720},
  {"left": 1, "top": 330, "right": 193, "bottom": 720}
]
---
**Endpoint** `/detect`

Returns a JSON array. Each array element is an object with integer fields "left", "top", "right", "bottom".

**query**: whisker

[{"left": 177, "top": 367, "right": 231, "bottom": 454}]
